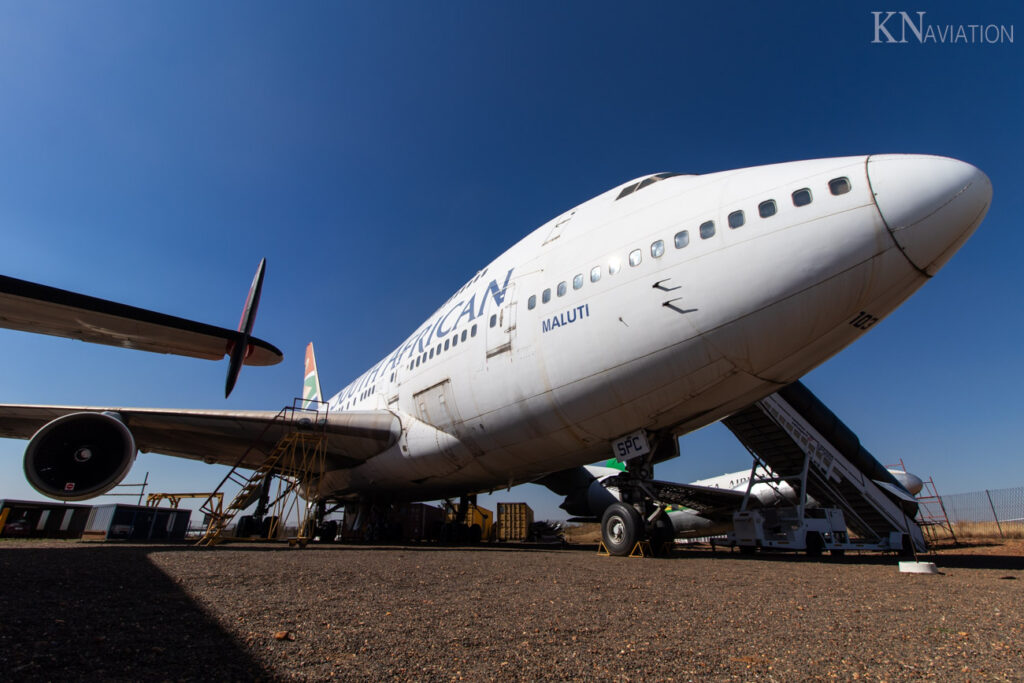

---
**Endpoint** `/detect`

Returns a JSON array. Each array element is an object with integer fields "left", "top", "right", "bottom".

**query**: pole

[
  {"left": 984, "top": 489, "right": 1004, "bottom": 538},
  {"left": 137, "top": 471, "right": 149, "bottom": 506}
]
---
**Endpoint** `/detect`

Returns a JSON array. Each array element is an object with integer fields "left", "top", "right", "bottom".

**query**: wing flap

[{"left": 0, "top": 405, "right": 400, "bottom": 470}]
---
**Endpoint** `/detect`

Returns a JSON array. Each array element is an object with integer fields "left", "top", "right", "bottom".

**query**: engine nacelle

[{"left": 24, "top": 412, "right": 138, "bottom": 501}]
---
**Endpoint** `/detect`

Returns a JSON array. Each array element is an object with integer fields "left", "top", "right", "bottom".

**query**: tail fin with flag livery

[{"left": 301, "top": 342, "right": 323, "bottom": 409}]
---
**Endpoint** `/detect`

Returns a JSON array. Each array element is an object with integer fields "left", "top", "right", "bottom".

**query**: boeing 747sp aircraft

[{"left": 0, "top": 154, "right": 991, "bottom": 553}]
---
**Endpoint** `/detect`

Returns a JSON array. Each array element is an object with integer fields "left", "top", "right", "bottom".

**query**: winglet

[
  {"left": 225, "top": 258, "right": 266, "bottom": 398},
  {"left": 301, "top": 342, "right": 323, "bottom": 409}
]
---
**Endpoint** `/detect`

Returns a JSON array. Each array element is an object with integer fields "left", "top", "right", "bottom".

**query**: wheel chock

[
  {"left": 597, "top": 540, "right": 610, "bottom": 556},
  {"left": 629, "top": 540, "right": 653, "bottom": 557}
]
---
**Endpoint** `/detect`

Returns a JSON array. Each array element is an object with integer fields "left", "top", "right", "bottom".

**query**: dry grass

[
  {"left": 925, "top": 520, "right": 1024, "bottom": 541},
  {"left": 562, "top": 522, "right": 601, "bottom": 544}
]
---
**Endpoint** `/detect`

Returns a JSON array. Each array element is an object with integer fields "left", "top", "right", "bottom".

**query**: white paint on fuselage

[{"left": 319, "top": 155, "right": 990, "bottom": 502}]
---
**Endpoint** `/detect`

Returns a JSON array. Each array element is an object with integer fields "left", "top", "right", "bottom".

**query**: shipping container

[
  {"left": 0, "top": 499, "right": 92, "bottom": 539},
  {"left": 398, "top": 503, "right": 445, "bottom": 541},
  {"left": 444, "top": 504, "right": 493, "bottom": 541},
  {"left": 496, "top": 502, "right": 534, "bottom": 541},
  {"left": 83, "top": 504, "right": 191, "bottom": 541}
]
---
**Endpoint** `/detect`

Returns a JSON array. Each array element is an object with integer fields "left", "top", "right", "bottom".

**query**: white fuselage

[{"left": 317, "top": 155, "right": 990, "bottom": 502}]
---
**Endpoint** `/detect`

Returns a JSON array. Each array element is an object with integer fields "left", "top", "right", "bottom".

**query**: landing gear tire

[
  {"left": 468, "top": 524, "right": 483, "bottom": 544},
  {"left": 601, "top": 503, "right": 642, "bottom": 557}
]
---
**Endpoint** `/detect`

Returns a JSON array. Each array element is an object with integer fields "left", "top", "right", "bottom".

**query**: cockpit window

[{"left": 616, "top": 172, "right": 686, "bottom": 200}]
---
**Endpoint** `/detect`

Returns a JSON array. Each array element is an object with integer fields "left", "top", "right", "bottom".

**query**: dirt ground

[{"left": 1, "top": 538, "right": 1021, "bottom": 681}]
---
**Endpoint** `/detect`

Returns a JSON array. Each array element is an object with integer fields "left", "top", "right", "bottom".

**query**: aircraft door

[
  {"left": 485, "top": 283, "right": 516, "bottom": 360},
  {"left": 413, "top": 379, "right": 461, "bottom": 435}
]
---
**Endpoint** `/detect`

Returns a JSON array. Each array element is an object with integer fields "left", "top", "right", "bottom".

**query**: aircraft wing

[
  {"left": 0, "top": 404, "right": 400, "bottom": 470},
  {"left": 0, "top": 273, "right": 282, "bottom": 366}
]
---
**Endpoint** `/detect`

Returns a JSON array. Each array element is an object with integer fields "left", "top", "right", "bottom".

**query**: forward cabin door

[{"left": 485, "top": 282, "right": 516, "bottom": 361}]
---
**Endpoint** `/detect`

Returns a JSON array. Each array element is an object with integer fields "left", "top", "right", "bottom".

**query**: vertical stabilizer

[{"left": 301, "top": 342, "right": 323, "bottom": 409}]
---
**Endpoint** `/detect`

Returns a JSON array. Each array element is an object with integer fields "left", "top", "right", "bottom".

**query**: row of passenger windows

[
  {"left": 407, "top": 323, "right": 479, "bottom": 371},
  {"left": 526, "top": 175, "right": 852, "bottom": 311}
]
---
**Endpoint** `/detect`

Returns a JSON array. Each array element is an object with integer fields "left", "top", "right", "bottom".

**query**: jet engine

[{"left": 23, "top": 412, "right": 137, "bottom": 501}]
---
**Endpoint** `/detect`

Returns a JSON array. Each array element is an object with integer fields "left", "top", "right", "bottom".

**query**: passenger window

[
  {"left": 542, "top": 288, "right": 551, "bottom": 304},
  {"left": 674, "top": 230, "right": 689, "bottom": 248},
  {"left": 444, "top": 339, "right": 450, "bottom": 350},
  {"left": 557, "top": 281, "right": 567, "bottom": 297},
  {"left": 758, "top": 200, "right": 777, "bottom": 218},
  {"left": 489, "top": 314, "right": 497, "bottom": 328},
  {"left": 728, "top": 210, "right": 745, "bottom": 229},
  {"left": 608, "top": 257, "right": 621, "bottom": 276},
  {"left": 628, "top": 249, "right": 642, "bottom": 267},
  {"left": 590, "top": 266, "right": 601, "bottom": 283},
  {"left": 528, "top": 295, "right": 536, "bottom": 310},
  {"left": 699, "top": 220, "right": 715, "bottom": 239},
  {"left": 452, "top": 335, "right": 458, "bottom": 347},
  {"left": 471, "top": 323, "right": 477, "bottom": 337},
  {"left": 829, "top": 177, "right": 851, "bottom": 195},
  {"left": 573, "top": 273, "right": 584, "bottom": 290},
  {"left": 792, "top": 188, "right": 812, "bottom": 206},
  {"left": 651, "top": 240, "right": 665, "bottom": 258},
  {"left": 436, "top": 344, "right": 441, "bottom": 355},
  {"left": 429, "top": 348, "right": 434, "bottom": 359},
  {"left": 415, "top": 357, "right": 421, "bottom": 367},
  {"left": 461, "top": 330, "right": 467, "bottom": 342}
]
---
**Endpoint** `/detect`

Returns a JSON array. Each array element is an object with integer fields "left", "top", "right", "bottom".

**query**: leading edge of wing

[
  {"left": 0, "top": 274, "right": 282, "bottom": 366},
  {"left": 0, "top": 405, "right": 400, "bottom": 470}
]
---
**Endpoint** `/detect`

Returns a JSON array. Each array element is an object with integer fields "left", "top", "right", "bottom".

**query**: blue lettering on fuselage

[
  {"left": 337, "top": 267, "right": 517, "bottom": 400},
  {"left": 542, "top": 303, "right": 590, "bottom": 333}
]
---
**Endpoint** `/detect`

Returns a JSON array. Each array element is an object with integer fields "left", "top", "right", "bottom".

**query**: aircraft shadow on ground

[{"left": 0, "top": 546, "right": 266, "bottom": 680}]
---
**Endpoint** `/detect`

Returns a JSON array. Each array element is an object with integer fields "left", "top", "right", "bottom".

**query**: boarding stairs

[
  {"left": 722, "top": 381, "right": 925, "bottom": 552},
  {"left": 196, "top": 401, "right": 329, "bottom": 547}
]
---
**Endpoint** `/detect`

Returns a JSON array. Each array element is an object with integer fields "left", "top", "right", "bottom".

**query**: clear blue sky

[{"left": 1, "top": 2, "right": 1021, "bottom": 521}]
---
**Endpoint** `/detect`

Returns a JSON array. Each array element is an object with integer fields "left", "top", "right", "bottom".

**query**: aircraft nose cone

[{"left": 868, "top": 154, "right": 992, "bottom": 275}]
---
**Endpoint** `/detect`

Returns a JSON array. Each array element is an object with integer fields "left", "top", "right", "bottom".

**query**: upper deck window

[
  {"left": 792, "top": 188, "right": 813, "bottom": 207},
  {"left": 829, "top": 177, "right": 851, "bottom": 195},
  {"left": 615, "top": 172, "right": 685, "bottom": 200}
]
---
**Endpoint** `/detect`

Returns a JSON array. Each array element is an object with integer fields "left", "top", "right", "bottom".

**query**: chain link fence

[{"left": 937, "top": 486, "right": 1024, "bottom": 538}]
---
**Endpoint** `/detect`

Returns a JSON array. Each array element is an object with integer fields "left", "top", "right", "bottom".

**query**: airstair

[
  {"left": 722, "top": 381, "right": 926, "bottom": 553},
  {"left": 196, "top": 401, "right": 329, "bottom": 547}
]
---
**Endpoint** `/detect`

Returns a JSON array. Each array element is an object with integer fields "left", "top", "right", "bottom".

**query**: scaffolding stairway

[
  {"left": 196, "top": 402, "right": 329, "bottom": 547},
  {"left": 722, "top": 381, "right": 925, "bottom": 552}
]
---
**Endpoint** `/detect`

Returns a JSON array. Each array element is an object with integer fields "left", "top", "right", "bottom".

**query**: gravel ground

[{"left": 1, "top": 539, "right": 1022, "bottom": 681}]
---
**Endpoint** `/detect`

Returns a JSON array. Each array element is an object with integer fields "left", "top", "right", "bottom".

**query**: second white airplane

[{"left": 1, "top": 154, "right": 991, "bottom": 553}]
